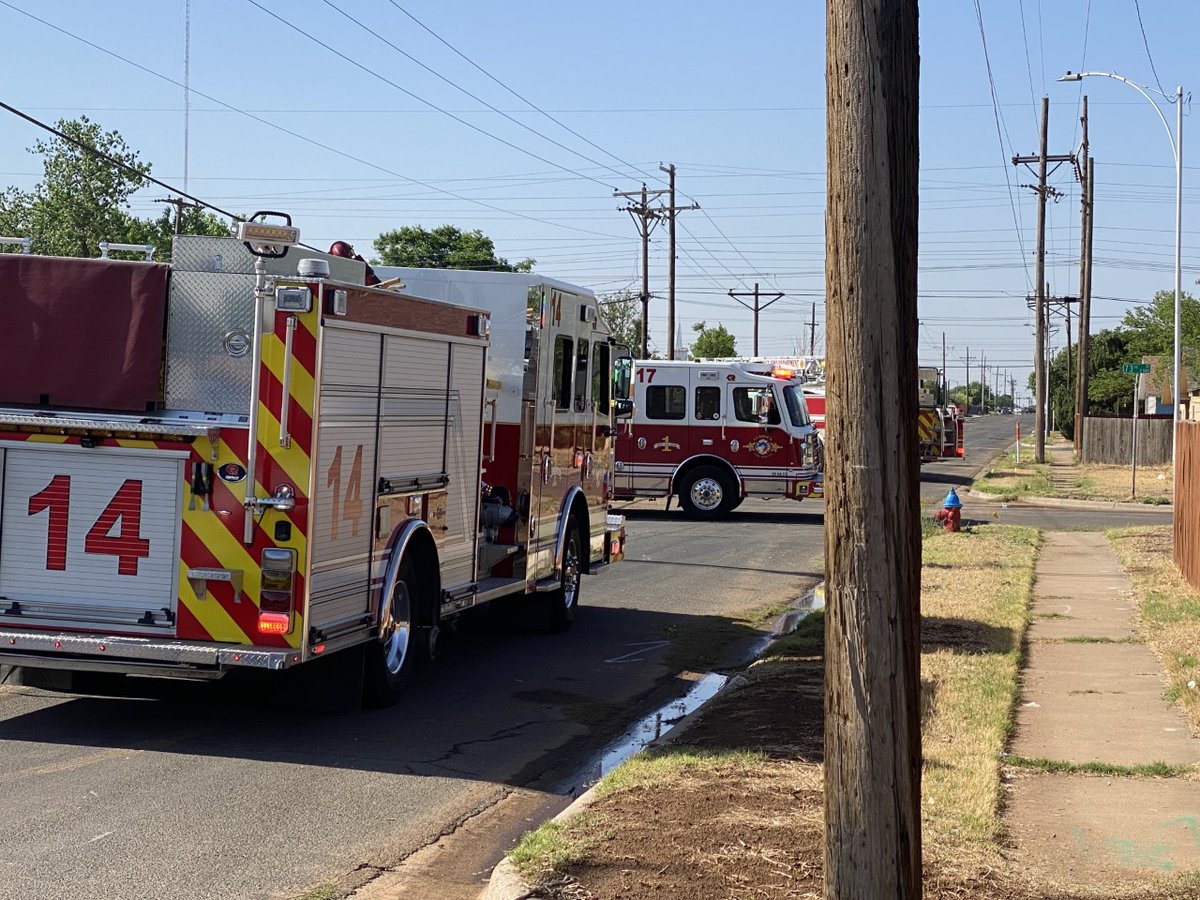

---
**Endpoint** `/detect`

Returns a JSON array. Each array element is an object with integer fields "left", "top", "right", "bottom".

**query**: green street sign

[{"left": 1123, "top": 362, "right": 1152, "bottom": 375}]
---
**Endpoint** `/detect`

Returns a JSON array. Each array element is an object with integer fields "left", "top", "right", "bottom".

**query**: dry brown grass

[
  {"left": 1080, "top": 464, "right": 1173, "bottom": 502},
  {"left": 1108, "top": 526, "right": 1200, "bottom": 734},
  {"left": 920, "top": 526, "right": 1041, "bottom": 852}
]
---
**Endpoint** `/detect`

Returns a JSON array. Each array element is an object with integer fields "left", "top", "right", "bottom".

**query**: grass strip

[
  {"left": 919, "top": 525, "right": 1041, "bottom": 849},
  {"left": 1003, "top": 754, "right": 1193, "bottom": 778},
  {"left": 1107, "top": 526, "right": 1200, "bottom": 734}
]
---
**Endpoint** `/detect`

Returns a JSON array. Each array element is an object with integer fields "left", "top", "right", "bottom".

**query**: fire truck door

[{"left": 725, "top": 381, "right": 790, "bottom": 498}]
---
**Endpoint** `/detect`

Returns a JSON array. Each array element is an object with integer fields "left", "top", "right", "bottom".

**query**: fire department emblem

[
  {"left": 746, "top": 437, "right": 781, "bottom": 458},
  {"left": 653, "top": 435, "right": 681, "bottom": 453},
  {"left": 636, "top": 437, "right": 647, "bottom": 450}
]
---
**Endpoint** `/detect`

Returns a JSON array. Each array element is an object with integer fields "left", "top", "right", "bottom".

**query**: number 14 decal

[{"left": 28, "top": 476, "right": 150, "bottom": 576}]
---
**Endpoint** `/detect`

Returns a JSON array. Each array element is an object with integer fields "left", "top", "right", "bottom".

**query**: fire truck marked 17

[
  {"left": 611, "top": 360, "right": 823, "bottom": 519},
  {"left": 0, "top": 214, "right": 626, "bottom": 706}
]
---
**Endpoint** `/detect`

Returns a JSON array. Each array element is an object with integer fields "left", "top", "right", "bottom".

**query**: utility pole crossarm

[{"left": 728, "top": 283, "right": 786, "bottom": 357}]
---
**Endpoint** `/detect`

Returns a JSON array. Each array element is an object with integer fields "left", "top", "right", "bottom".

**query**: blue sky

[{"left": 0, "top": 1, "right": 1195, "bottom": 402}]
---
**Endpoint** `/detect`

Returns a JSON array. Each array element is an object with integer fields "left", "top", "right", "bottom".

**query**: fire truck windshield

[{"left": 782, "top": 385, "right": 811, "bottom": 429}]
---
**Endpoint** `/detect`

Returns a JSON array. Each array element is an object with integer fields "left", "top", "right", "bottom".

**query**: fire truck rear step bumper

[{"left": 0, "top": 629, "right": 302, "bottom": 673}]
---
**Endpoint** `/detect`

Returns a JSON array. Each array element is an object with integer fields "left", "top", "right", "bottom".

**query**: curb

[
  {"left": 967, "top": 489, "right": 1173, "bottom": 512},
  {"left": 478, "top": 588, "right": 824, "bottom": 900}
]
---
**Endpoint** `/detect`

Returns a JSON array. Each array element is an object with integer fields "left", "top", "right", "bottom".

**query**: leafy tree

[
  {"left": 1120, "top": 288, "right": 1200, "bottom": 400},
  {"left": 373, "top": 224, "right": 534, "bottom": 272},
  {"left": 0, "top": 116, "right": 230, "bottom": 261},
  {"left": 599, "top": 289, "right": 642, "bottom": 351},
  {"left": 690, "top": 320, "right": 737, "bottom": 359},
  {"left": 0, "top": 116, "right": 151, "bottom": 258}
]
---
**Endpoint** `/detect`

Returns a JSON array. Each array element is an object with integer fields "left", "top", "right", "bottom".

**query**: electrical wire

[
  {"left": 381, "top": 0, "right": 661, "bottom": 189},
  {"left": 1133, "top": 0, "right": 1169, "bottom": 99},
  {"left": 314, "top": 0, "right": 639, "bottom": 188},
  {"left": 0, "top": 0, "right": 624, "bottom": 241},
  {"left": 973, "top": 0, "right": 1032, "bottom": 291}
]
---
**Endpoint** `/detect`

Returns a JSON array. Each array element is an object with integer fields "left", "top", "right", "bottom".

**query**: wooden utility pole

[
  {"left": 658, "top": 164, "right": 699, "bottom": 359},
  {"left": 1013, "top": 99, "right": 1075, "bottom": 461},
  {"left": 810, "top": 302, "right": 818, "bottom": 355},
  {"left": 728, "top": 283, "right": 785, "bottom": 356},
  {"left": 1079, "top": 158, "right": 1095, "bottom": 427},
  {"left": 1074, "top": 97, "right": 1090, "bottom": 448},
  {"left": 614, "top": 183, "right": 667, "bottom": 358},
  {"left": 824, "top": 0, "right": 921, "bottom": 897}
]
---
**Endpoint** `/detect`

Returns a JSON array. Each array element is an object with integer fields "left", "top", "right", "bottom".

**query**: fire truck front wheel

[
  {"left": 678, "top": 466, "right": 735, "bottom": 519},
  {"left": 544, "top": 519, "right": 583, "bottom": 632},
  {"left": 364, "top": 558, "right": 424, "bottom": 707}
]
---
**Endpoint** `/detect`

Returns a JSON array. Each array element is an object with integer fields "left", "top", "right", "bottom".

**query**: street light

[{"left": 1058, "top": 70, "right": 1184, "bottom": 457}]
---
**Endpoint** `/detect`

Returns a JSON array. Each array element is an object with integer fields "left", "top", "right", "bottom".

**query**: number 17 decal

[{"left": 27, "top": 476, "right": 151, "bottom": 576}]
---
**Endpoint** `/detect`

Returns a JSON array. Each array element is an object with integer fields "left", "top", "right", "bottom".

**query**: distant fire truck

[
  {"left": 611, "top": 360, "right": 822, "bottom": 518},
  {"left": 0, "top": 217, "right": 625, "bottom": 705},
  {"left": 712, "top": 357, "right": 963, "bottom": 462}
]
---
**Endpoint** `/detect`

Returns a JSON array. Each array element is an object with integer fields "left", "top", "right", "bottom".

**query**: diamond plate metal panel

[
  {"left": 164, "top": 270, "right": 255, "bottom": 413},
  {"left": 173, "top": 234, "right": 368, "bottom": 281},
  {"left": 165, "top": 236, "right": 369, "bottom": 413}
]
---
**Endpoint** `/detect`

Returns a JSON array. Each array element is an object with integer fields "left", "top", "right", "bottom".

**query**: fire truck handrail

[{"left": 0, "top": 408, "right": 217, "bottom": 438}]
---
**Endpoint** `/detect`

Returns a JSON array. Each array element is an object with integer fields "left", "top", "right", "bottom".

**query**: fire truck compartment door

[{"left": 0, "top": 446, "right": 182, "bottom": 633}]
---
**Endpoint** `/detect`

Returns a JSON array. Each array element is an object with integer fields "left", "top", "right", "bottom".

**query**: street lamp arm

[{"left": 1059, "top": 70, "right": 1178, "bottom": 164}]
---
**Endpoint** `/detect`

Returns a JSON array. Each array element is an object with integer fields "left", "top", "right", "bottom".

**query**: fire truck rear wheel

[
  {"left": 364, "top": 558, "right": 422, "bottom": 707},
  {"left": 678, "top": 466, "right": 734, "bottom": 519},
  {"left": 544, "top": 520, "right": 583, "bottom": 632}
]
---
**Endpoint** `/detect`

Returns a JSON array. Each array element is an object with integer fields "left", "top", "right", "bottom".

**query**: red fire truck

[
  {"left": 0, "top": 217, "right": 625, "bottom": 705},
  {"left": 611, "top": 360, "right": 822, "bottom": 518}
]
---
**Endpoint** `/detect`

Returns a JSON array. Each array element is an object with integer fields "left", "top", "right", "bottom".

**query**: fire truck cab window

[
  {"left": 553, "top": 336, "right": 573, "bottom": 410},
  {"left": 575, "top": 340, "right": 589, "bottom": 410},
  {"left": 733, "top": 387, "right": 781, "bottom": 425},
  {"left": 646, "top": 385, "right": 686, "bottom": 420},
  {"left": 592, "top": 342, "right": 611, "bottom": 409},
  {"left": 694, "top": 386, "right": 721, "bottom": 420}
]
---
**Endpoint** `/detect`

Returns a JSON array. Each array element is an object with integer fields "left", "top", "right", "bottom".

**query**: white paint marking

[
  {"left": 605, "top": 641, "right": 671, "bottom": 664},
  {"left": 84, "top": 832, "right": 113, "bottom": 845}
]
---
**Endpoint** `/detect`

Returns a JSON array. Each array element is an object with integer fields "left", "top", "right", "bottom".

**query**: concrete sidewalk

[{"left": 1006, "top": 531, "right": 1200, "bottom": 888}]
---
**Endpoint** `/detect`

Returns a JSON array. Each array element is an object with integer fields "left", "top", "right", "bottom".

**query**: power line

[
  {"left": 1132, "top": 0, "right": 1169, "bottom": 98},
  {"left": 314, "top": 0, "right": 639, "bottom": 189},
  {"left": 0, "top": 0, "right": 623, "bottom": 241},
  {"left": 243, "top": 0, "right": 622, "bottom": 191},
  {"left": 973, "top": 0, "right": 1032, "bottom": 290},
  {"left": 381, "top": 0, "right": 662, "bottom": 190},
  {"left": 0, "top": 99, "right": 242, "bottom": 223}
]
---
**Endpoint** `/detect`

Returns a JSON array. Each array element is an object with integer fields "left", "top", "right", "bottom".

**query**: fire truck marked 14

[{"left": 0, "top": 214, "right": 627, "bottom": 706}]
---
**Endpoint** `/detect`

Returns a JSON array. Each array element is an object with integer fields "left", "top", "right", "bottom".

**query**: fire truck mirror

[{"left": 612, "top": 398, "right": 634, "bottom": 418}]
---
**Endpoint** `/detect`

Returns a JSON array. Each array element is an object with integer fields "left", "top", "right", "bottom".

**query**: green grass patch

[
  {"left": 509, "top": 820, "right": 594, "bottom": 879},
  {"left": 594, "top": 746, "right": 767, "bottom": 797},
  {"left": 293, "top": 885, "right": 341, "bottom": 900},
  {"left": 762, "top": 608, "right": 824, "bottom": 659},
  {"left": 1004, "top": 754, "right": 1193, "bottom": 778}
]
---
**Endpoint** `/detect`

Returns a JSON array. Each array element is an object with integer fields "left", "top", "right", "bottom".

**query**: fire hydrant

[{"left": 935, "top": 489, "right": 962, "bottom": 532}]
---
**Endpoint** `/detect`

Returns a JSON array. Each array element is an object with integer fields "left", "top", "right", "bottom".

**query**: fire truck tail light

[
  {"left": 259, "top": 548, "right": 296, "bottom": 616},
  {"left": 257, "top": 612, "right": 291, "bottom": 635}
]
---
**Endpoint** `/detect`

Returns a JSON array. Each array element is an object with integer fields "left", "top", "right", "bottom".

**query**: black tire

[
  {"left": 727, "top": 495, "right": 745, "bottom": 512},
  {"left": 678, "top": 466, "right": 735, "bottom": 519},
  {"left": 363, "top": 558, "right": 422, "bottom": 708},
  {"left": 544, "top": 520, "right": 583, "bottom": 632}
]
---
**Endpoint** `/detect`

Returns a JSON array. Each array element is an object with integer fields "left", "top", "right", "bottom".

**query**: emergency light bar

[{"left": 237, "top": 221, "right": 300, "bottom": 247}]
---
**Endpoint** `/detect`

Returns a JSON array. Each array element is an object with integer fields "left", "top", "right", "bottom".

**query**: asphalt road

[
  {"left": 0, "top": 415, "right": 1169, "bottom": 900},
  {"left": 0, "top": 490, "right": 825, "bottom": 900}
]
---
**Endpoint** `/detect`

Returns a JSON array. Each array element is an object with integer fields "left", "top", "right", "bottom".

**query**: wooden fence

[
  {"left": 1175, "top": 421, "right": 1200, "bottom": 589},
  {"left": 1079, "top": 415, "right": 1173, "bottom": 466}
]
